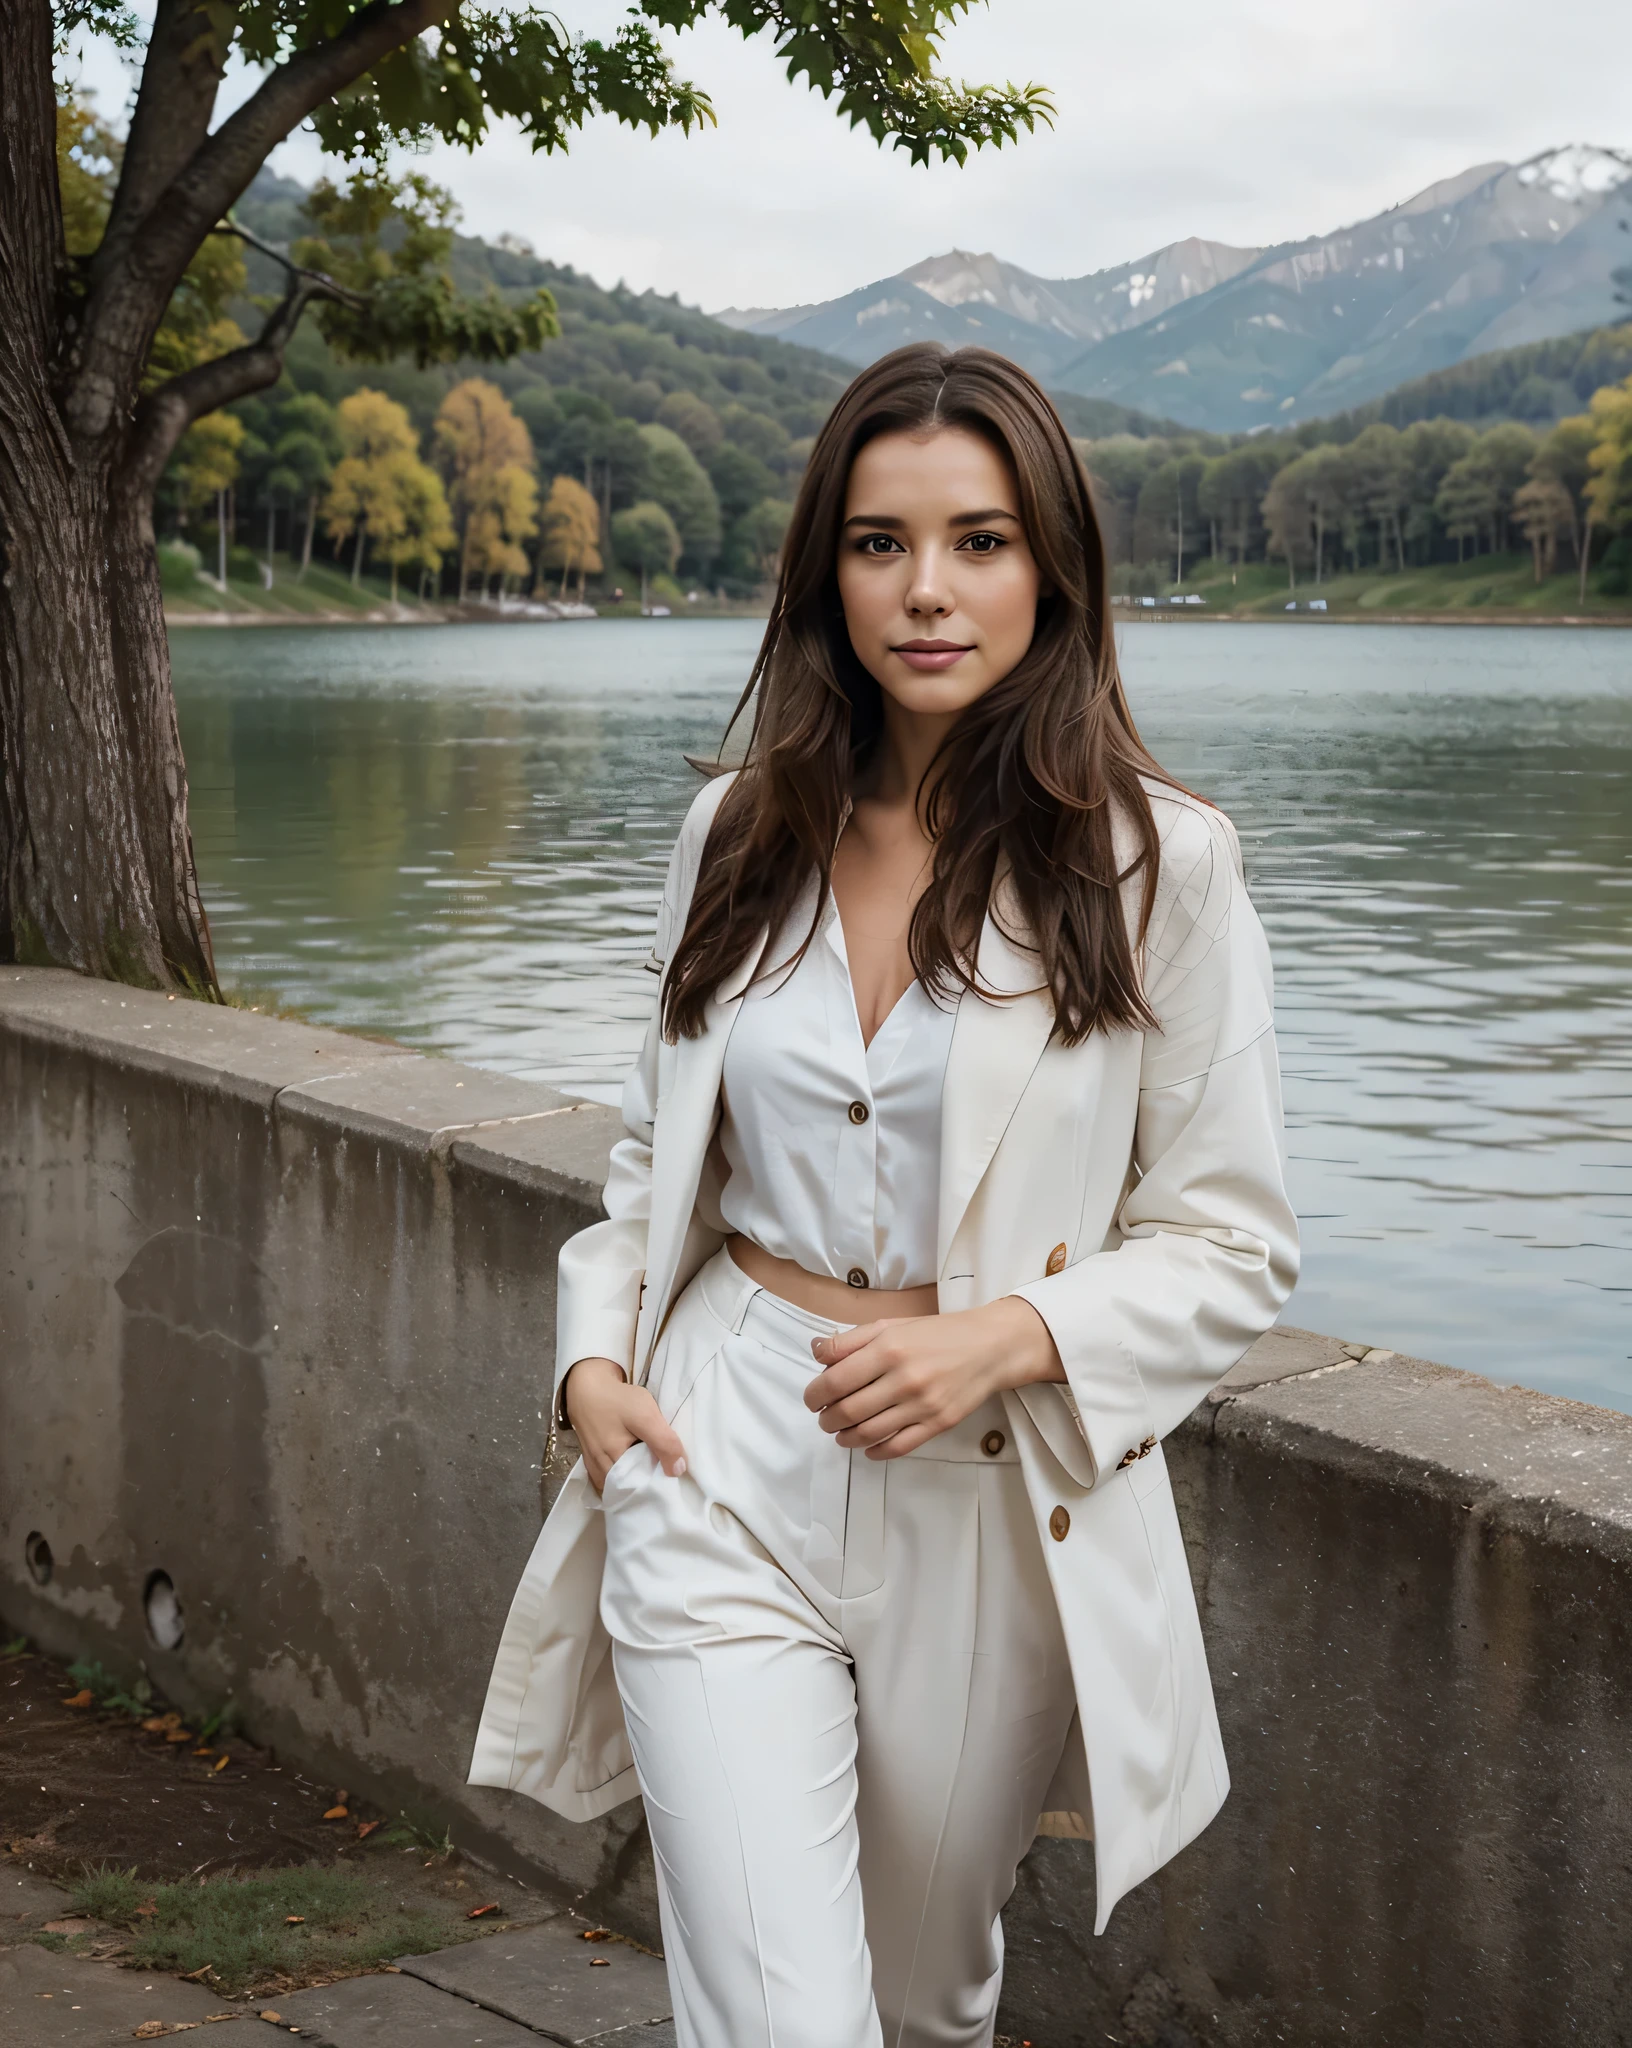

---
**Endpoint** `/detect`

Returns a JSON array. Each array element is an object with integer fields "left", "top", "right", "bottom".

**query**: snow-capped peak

[{"left": 1514, "top": 145, "right": 1632, "bottom": 204}]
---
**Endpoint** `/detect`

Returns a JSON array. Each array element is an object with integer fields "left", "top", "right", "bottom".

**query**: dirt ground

[{"left": 0, "top": 1642, "right": 561, "bottom": 1995}]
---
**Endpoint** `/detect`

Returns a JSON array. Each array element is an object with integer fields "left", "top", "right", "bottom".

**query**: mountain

[
  {"left": 714, "top": 237, "right": 1262, "bottom": 383},
  {"left": 717, "top": 146, "right": 1632, "bottom": 433}
]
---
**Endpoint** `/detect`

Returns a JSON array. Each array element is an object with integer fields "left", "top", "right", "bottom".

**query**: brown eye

[{"left": 960, "top": 532, "right": 1003, "bottom": 554}]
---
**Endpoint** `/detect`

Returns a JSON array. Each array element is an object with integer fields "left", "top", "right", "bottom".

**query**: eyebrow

[{"left": 841, "top": 508, "right": 1021, "bottom": 530}]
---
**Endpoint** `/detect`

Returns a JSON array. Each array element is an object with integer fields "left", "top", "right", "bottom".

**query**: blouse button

[
  {"left": 1049, "top": 1505, "right": 1071, "bottom": 1542},
  {"left": 846, "top": 1267, "right": 869, "bottom": 1289},
  {"left": 1045, "top": 1242, "right": 1068, "bottom": 1276},
  {"left": 848, "top": 1100, "right": 871, "bottom": 1125},
  {"left": 981, "top": 1430, "right": 1006, "bottom": 1458}
]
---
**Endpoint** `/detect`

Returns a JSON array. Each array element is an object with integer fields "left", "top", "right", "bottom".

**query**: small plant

[
  {"left": 377, "top": 1809, "right": 455, "bottom": 1859},
  {"left": 66, "top": 1660, "right": 154, "bottom": 1719},
  {"left": 71, "top": 1865, "right": 145, "bottom": 1922},
  {"left": 1, "top": 1635, "right": 28, "bottom": 1658}
]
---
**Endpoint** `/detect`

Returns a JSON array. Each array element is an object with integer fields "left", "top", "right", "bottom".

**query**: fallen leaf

[
  {"left": 590, "top": 1957, "right": 610, "bottom": 1967},
  {"left": 62, "top": 1689, "right": 94, "bottom": 1708},
  {"left": 285, "top": 1915, "right": 305, "bottom": 1925},
  {"left": 141, "top": 1716, "right": 169, "bottom": 1732},
  {"left": 355, "top": 1820, "right": 380, "bottom": 1840},
  {"left": 133, "top": 2024, "right": 169, "bottom": 2040},
  {"left": 322, "top": 1805, "right": 348, "bottom": 1821},
  {"left": 182, "top": 1966, "right": 214, "bottom": 1982},
  {"left": 43, "top": 1917, "right": 97, "bottom": 1934},
  {"left": 580, "top": 1928, "right": 611, "bottom": 1942},
  {"left": 165, "top": 1729, "right": 194, "bottom": 1744},
  {"left": 135, "top": 1903, "right": 158, "bottom": 1918},
  {"left": 259, "top": 2013, "right": 282, "bottom": 2024},
  {"left": 467, "top": 1903, "right": 500, "bottom": 1918},
  {"left": 206, "top": 2017, "right": 238, "bottom": 2023},
  {"left": 212, "top": 1756, "right": 229, "bottom": 1774},
  {"left": 192, "top": 1749, "right": 215, "bottom": 1759}
]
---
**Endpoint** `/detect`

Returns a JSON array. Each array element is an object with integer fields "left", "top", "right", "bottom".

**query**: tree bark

[{"left": 0, "top": 0, "right": 214, "bottom": 988}]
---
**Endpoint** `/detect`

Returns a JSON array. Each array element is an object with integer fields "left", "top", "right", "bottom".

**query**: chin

[{"left": 881, "top": 665, "right": 995, "bottom": 717}]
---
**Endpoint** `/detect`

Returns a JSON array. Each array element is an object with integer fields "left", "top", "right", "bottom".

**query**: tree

[
  {"left": 1472, "top": 422, "right": 1536, "bottom": 552},
  {"left": 738, "top": 497, "right": 794, "bottom": 582},
  {"left": 172, "top": 411, "right": 246, "bottom": 586},
  {"left": 640, "top": 423, "right": 722, "bottom": 575},
  {"left": 1529, "top": 415, "right": 1599, "bottom": 599},
  {"left": 1, "top": 0, "right": 1048, "bottom": 991},
  {"left": 1586, "top": 374, "right": 1632, "bottom": 589},
  {"left": 434, "top": 380, "right": 539, "bottom": 598},
  {"left": 268, "top": 394, "right": 342, "bottom": 582},
  {"left": 1435, "top": 455, "right": 1500, "bottom": 562},
  {"left": 538, "top": 476, "right": 603, "bottom": 598},
  {"left": 612, "top": 498, "right": 681, "bottom": 607},
  {"left": 323, "top": 388, "right": 421, "bottom": 583},
  {"left": 1348, "top": 423, "right": 1410, "bottom": 572},
  {"left": 1261, "top": 461, "right": 1314, "bottom": 590},
  {"left": 377, "top": 458, "right": 456, "bottom": 604},
  {"left": 1512, "top": 477, "right": 1575, "bottom": 583},
  {"left": 1134, "top": 456, "right": 1205, "bottom": 581},
  {"left": 1197, "top": 445, "right": 1284, "bottom": 566},
  {"left": 656, "top": 390, "right": 723, "bottom": 458}
]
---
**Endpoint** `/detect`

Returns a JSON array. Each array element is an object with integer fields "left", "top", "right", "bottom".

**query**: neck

[{"left": 869, "top": 699, "right": 960, "bottom": 825}]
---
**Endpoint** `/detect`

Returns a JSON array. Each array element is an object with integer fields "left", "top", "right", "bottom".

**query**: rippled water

[{"left": 172, "top": 619, "right": 1632, "bottom": 1412}]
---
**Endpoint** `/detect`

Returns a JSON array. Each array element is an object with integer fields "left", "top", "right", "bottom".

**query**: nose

[{"left": 905, "top": 543, "right": 954, "bottom": 621}]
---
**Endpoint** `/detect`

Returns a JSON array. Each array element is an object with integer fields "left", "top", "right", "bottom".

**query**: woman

[{"left": 471, "top": 344, "right": 1299, "bottom": 2047}]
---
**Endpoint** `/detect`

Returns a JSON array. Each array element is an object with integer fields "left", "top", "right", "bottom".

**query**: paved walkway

[{"left": 4, "top": 1869, "right": 676, "bottom": 2047}]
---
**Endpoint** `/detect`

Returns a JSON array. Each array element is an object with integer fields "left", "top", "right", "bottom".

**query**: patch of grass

[
  {"left": 31, "top": 1930, "right": 69, "bottom": 1952},
  {"left": 2, "top": 1635, "right": 28, "bottom": 1658},
  {"left": 76, "top": 1864, "right": 447, "bottom": 1996},
  {"left": 71, "top": 1865, "right": 145, "bottom": 1921}
]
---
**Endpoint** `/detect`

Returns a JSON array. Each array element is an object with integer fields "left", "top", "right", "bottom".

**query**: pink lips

[{"left": 892, "top": 639, "right": 974, "bottom": 672}]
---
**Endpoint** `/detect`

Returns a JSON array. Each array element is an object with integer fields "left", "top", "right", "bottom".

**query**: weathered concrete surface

[
  {"left": 400, "top": 1921, "right": 672, "bottom": 2040},
  {"left": 4, "top": 966, "right": 1631, "bottom": 2047}
]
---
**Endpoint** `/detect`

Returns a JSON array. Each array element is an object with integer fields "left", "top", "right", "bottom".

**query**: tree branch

[
  {"left": 69, "top": 0, "right": 453, "bottom": 444},
  {"left": 124, "top": 262, "right": 356, "bottom": 497},
  {"left": 98, "top": 0, "right": 233, "bottom": 289}
]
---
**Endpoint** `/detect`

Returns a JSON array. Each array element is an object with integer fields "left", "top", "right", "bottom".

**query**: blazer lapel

[
  {"left": 937, "top": 902, "right": 1056, "bottom": 1273},
  {"left": 638, "top": 927, "right": 768, "bottom": 1363}
]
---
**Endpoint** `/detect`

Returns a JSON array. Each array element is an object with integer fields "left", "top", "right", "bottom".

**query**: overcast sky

[{"left": 72, "top": 0, "right": 1632, "bottom": 313}]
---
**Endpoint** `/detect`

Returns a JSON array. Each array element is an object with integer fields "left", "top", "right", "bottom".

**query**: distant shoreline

[{"left": 166, "top": 606, "right": 1632, "bottom": 631}]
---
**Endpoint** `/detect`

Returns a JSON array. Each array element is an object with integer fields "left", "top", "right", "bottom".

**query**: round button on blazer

[{"left": 470, "top": 769, "right": 1300, "bottom": 1935}]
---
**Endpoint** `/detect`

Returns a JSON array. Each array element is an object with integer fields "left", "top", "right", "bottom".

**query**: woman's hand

[
  {"left": 562, "top": 1355, "right": 687, "bottom": 1495},
  {"left": 803, "top": 1297, "right": 1064, "bottom": 1459}
]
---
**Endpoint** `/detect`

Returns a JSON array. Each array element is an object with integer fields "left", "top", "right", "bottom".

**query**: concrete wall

[{"left": 3, "top": 966, "right": 1629, "bottom": 2047}]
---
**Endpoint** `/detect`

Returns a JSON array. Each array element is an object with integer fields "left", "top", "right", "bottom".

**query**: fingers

[
  {"left": 809, "top": 1320, "right": 888, "bottom": 1368},
  {"left": 628, "top": 1393, "right": 688, "bottom": 1478}
]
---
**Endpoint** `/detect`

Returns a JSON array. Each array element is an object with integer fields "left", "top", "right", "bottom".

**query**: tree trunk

[
  {"left": 1579, "top": 517, "right": 1593, "bottom": 605},
  {"left": 300, "top": 494, "right": 316, "bottom": 580},
  {"left": 216, "top": 487, "right": 228, "bottom": 587},
  {"left": 351, "top": 520, "right": 366, "bottom": 586},
  {"left": 0, "top": 446, "right": 218, "bottom": 988},
  {"left": 265, "top": 491, "right": 276, "bottom": 583},
  {"left": 0, "top": 0, "right": 215, "bottom": 989}
]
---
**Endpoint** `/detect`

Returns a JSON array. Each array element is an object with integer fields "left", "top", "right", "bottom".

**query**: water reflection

[{"left": 172, "top": 619, "right": 1632, "bottom": 1412}]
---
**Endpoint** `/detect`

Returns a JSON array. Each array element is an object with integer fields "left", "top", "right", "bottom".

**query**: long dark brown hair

[{"left": 662, "top": 343, "right": 1180, "bottom": 1046}]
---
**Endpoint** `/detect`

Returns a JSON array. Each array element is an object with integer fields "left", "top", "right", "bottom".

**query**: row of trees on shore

[
  {"left": 166, "top": 368, "right": 798, "bottom": 604},
  {"left": 1083, "top": 371, "right": 1632, "bottom": 595}
]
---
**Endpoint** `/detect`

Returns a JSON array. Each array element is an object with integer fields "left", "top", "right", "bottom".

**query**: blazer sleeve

[
  {"left": 1010, "top": 800, "right": 1300, "bottom": 1483},
  {"left": 552, "top": 774, "right": 733, "bottom": 1411}
]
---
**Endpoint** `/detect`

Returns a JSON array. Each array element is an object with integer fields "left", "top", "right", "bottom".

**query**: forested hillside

[{"left": 167, "top": 168, "right": 1632, "bottom": 613}]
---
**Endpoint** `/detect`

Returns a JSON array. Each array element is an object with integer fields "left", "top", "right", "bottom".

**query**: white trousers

[{"left": 598, "top": 1248, "right": 1077, "bottom": 2048}]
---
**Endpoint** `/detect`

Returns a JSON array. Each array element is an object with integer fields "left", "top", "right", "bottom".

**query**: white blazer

[{"left": 470, "top": 770, "right": 1299, "bottom": 1933}]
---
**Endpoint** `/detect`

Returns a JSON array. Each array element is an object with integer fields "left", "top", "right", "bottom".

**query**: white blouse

[{"left": 717, "top": 885, "right": 956, "bottom": 1292}]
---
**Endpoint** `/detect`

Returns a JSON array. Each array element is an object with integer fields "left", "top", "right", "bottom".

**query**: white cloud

[{"left": 69, "top": 0, "right": 1632, "bottom": 311}]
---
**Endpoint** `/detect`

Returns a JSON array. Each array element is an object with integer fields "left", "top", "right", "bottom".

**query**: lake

[{"left": 171, "top": 618, "right": 1632, "bottom": 1414}]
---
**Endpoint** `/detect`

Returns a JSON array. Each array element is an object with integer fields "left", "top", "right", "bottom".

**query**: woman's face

[{"left": 836, "top": 425, "right": 1042, "bottom": 718}]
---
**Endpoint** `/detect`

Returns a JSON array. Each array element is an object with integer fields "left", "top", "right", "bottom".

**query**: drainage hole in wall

[
  {"left": 24, "top": 1532, "right": 53, "bottom": 1586},
  {"left": 144, "top": 1570, "right": 185, "bottom": 1651}
]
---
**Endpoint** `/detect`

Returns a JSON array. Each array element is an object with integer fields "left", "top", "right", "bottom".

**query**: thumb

[{"left": 632, "top": 1399, "right": 688, "bottom": 1479}]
